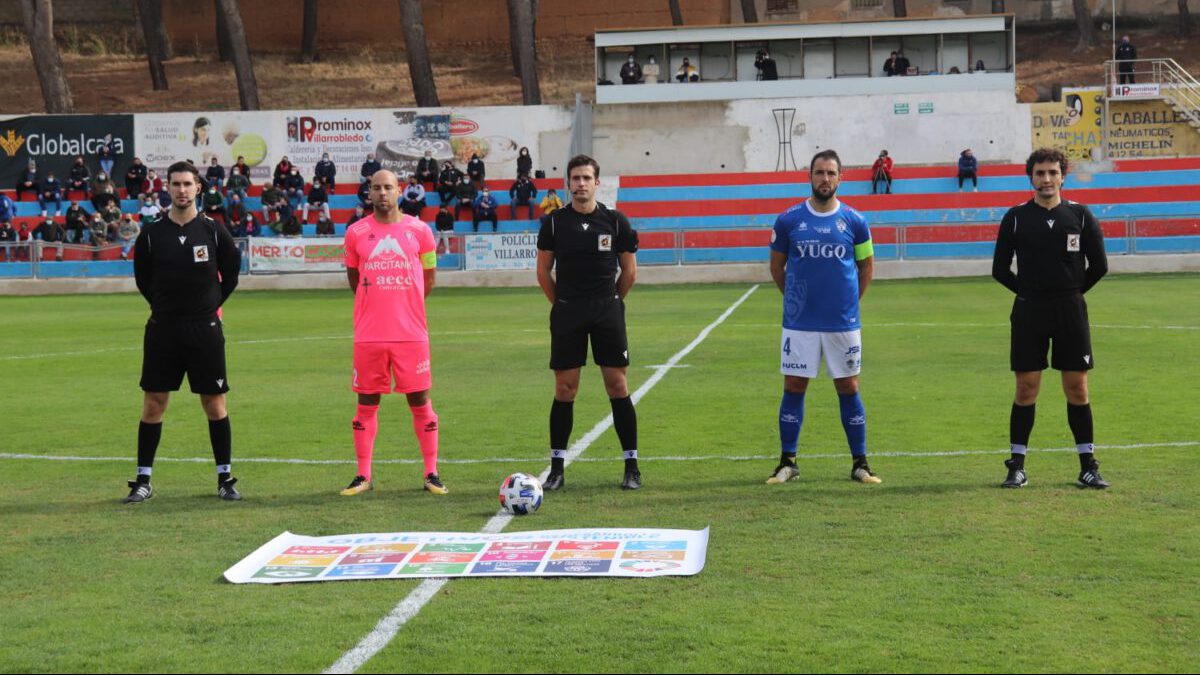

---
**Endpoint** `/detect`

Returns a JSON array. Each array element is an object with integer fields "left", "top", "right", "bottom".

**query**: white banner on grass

[
  {"left": 224, "top": 527, "right": 708, "bottom": 584},
  {"left": 463, "top": 233, "right": 540, "bottom": 271},
  {"left": 247, "top": 237, "right": 345, "bottom": 273}
]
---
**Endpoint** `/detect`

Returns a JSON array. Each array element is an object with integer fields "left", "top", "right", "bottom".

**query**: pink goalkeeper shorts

[{"left": 352, "top": 341, "right": 432, "bottom": 394}]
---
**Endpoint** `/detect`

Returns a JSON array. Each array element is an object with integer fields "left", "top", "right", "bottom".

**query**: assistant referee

[
  {"left": 124, "top": 160, "right": 242, "bottom": 503},
  {"left": 992, "top": 148, "right": 1109, "bottom": 490},
  {"left": 536, "top": 155, "right": 641, "bottom": 491}
]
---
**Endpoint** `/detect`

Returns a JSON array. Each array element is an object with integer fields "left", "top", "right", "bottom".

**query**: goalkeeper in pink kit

[{"left": 340, "top": 170, "right": 446, "bottom": 496}]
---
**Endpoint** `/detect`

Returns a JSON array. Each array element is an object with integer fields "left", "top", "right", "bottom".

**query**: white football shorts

[{"left": 779, "top": 328, "right": 862, "bottom": 379}]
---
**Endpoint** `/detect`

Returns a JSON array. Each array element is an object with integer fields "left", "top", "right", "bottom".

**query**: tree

[
  {"left": 893, "top": 0, "right": 907, "bottom": 18},
  {"left": 398, "top": 0, "right": 439, "bottom": 107},
  {"left": 740, "top": 0, "right": 758, "bottom": 23},
  {"left": 215, "top": 0, "right": 233, "bottom": 62},
  {"left": 19, "top": 0, "right": 73, "bottom": 113},
  {"left": 216, "top": 0, "right": 260, "bottom": 110},
  {"left": 135, "top": 0, "right": 169, "bottom": 90},
  {"left": 508, "top": 0, "right": 539, "bottom": 77},
  {"left": 299, "top": 0, "right": 318, "bottom": 63},
  {"left": 668, "top": 0, "right": 683, "bottom": 25},
  {"left": 1072, "top": 0, "right": 1097, "bottom": 51},
  {"left": 1180, "top": 0, "right": 1193, "bottom": 38},
  {"left": 507, "top": 0, "right": 541, "bottom": 105}
]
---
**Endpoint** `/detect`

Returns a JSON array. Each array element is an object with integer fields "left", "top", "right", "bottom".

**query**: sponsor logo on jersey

[
  {"left": 793, "top": 242, "right": 847, "bottom": 258},
  {"left": 368, "top": 235, "right": 406, "bottom": 260},
  {"left": 1047, "top": 219, "right": 1055, "bottom": 229},
  {"left": 1067, "top": 234, "right": 1080, "bottom": 251},
  {"left": 598, "top": 234, "right": 612, "bottom": 251},
  {"left": 815, "top": 226, "right": 832, "bottom": 234},
  {"left": 845, "top": 345, "right": 861, "bottom": 356},
  {"left": 415, "top": 359, "right": 430, "bottom": 374},
  {"left": 193, "top": 245, "right": 209, "bottom": 262},
  {"left": 178, "top": 236, "right": 187, "bottom": 245},
  {"left": 795, "top": 222, "right": 808, "bottom": 231},
  {"left": 782, "top": 362, "right": 807, "bottom": 370}
]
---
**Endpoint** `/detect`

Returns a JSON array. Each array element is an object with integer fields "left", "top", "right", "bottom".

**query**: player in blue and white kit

[{"left": 766, "top": 149, "right": 881, "bottom": 485}]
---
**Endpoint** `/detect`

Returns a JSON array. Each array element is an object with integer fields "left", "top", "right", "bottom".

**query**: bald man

[{"left": 340, "top": 170, "right": 446, "bottom": 496}]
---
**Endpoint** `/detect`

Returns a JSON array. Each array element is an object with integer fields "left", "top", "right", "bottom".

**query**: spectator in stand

[
  {"left": 91, "top": 184, "right": 119, "bottom": 212},
  {"left": 117, "top": 214, "right": 140, "bottom": 260},
  {"left": 226, "top": 193, "right": 248, "bottom": 225},
  {"left": 273, "top": 156, "right": 293, "bottom": 187},
  {"left": 16, "top": 221, "right": 32, "bottom": 260},
  {"left": 315, "top": 212, "right": 335, "bottom": 237},
  {"left": 517, "top": 147, "right": 533, "bottom": 179},
  {"left": 473, "top": 188, "right": 499, "bottom": 232},
  {"left": 897, "top": 52, "right": 911, "bottom": 76},
  {"left": 284, "top": 167, "right": 306, "bottom": 212},
  {"left": 453, "top": 173, "right": 477, "bottom": 220},
  {"left": 958, "top": 148, "right": 979, "bottom": 192},
  {"left": 973, "top": 59, "right": 986, "bottom": 74},
  {"left": 15, "top": 160, "right": 39, "bottom": 201},
  {"left": 91, "top": 171, "right": 114, "bottom": 201},
  {"left": 416, "top": 150, "right": 437, "bottom": 185},
  {"left": 1116, "top": 35, "right": 1137, "bottom": 84},
  {"left": 88, "top": 212, "right": 108, "bottom": 247},
  {"left": 125, "top": 157, "right": 148, "bottom": 198},
  {"left": 279, "top": 209, "right": 302, "bottom": 237},
  {"left": 346, "top": 204, "right": 367, "bottom": 229},
  {"left": 360, "top": 153, "right": 382, "bottom": 183},
  {"left": 202, "top": 184, "right": 228, "bottom": 222},
  {"left": 620, "top": 55, "right": 642, "bottom": 84},
  {"left": 437, "top": 161, "right": 462, "bottom": 205},
  {"left": 144, "top": 169, "right": 164, "bottom": 199},
  {"left": 227, "top": 166, "right": 250, "bottom": 201},
  {"left": 65, "top": 201, "right": 88, "bottom": 243},
  {"left": 260, "top": 181, "right": 282, "bottom": 221},
  {"left": 675, "top": 57, "right": 699, "bottom": 82},
  {"left": 356, "top": 179, "right": 372, "bottom": 210},
  {"left": 139, "top": 195, "right": 162, "bottom": 223},
  {"left": 34, "top": 216, "right": 65, "bottom": 261},
  {"left": 0, "top": 219, "right": 16, "bottom": 261},
  {"left": 96, "top": 135, "right": 115, "bottom": 177},
  {"left": 233, "top": 155, "right": 251, "bottom": 182},
  {"left": 884, "top": 51, "right": 901, "bottom": 76},
  {"left": 467, "top": 153, "right": 486, "bottom": 188},
  {"left": 400, "top": 175, "right": 426, "bottom": 217},
  {"left": 643, "top": 55, "right": 660, "bottom": 84},
  {"left": 265, "top": 207, "right": 288, "bottom": 235},
  {"left": 315, "top": 152, "right": 337, "bottom": 190},
  {"left": 67, "top": 156, "right": 91, "bottom": 199},
  {"left": 434, "top": 203, "right": 454, "bottom": 253},
  {"left": 302, "top": 177, "right": 331, "bottom": 224},
  {"left": 38, "top": 171, "right": 63, "bottom": 217},
  {"left": 233, "top": 212, "right": 258, "bottom": 238},
  {"left": 509, "top": 173, "right": 538, "bottom": 220},
  {"left": 755, "top": 50, "right": 779, "bottom": 81},
  {"left": 540, "top": 187, "right": 563, "bottom": 216},
  {"left": 0, "top": 193, "right": 14, "bottom": 224},
  {"left": 871, "top": 150, "right": 894, "bottom": 195},
  {"left": 101, "top": 201, "right": 122, "bottom": 239},
  {"left": 205, "top": 157, "right": 226, "bottom": 193}
]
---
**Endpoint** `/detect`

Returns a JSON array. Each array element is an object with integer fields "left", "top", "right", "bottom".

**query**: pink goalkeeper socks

[
  {"left": 352, "top": 403, "right": 379, "bottom": 481},
  {"left": 410, "top": 401, "right": 439, "bottom": 476}
]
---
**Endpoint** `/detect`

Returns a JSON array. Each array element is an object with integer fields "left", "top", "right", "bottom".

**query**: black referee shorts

[
  {"left": 1010, "top": 294, "right": 1094, "bottom": 372},
  {"left": 549, "top": 295, "right": 630, "bottom": 370},
  {"left": 140, "top": 316, "right": 230, "bottom": 394}
]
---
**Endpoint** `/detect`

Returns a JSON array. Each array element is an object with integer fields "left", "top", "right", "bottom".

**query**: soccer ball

[{"left": 498, "top": 473, "right": 543, "bottom": 515}]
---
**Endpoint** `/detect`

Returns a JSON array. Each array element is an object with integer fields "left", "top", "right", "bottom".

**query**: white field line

[
  {"left": 321, "top": 284, "right": 761, "bottom": 675},
  {"left": 3, "top": 441, "right": 1196, "bottom": 468}
]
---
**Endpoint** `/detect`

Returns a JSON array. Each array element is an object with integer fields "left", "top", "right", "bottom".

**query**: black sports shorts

[
  {"left": 140, "top": 316, "right": 230, "bottom": 394},
  {"left": 1010, "top": 294, "right": 1094, "bottom": 372},
  {"left": 549, "top": 295, "right": 629, "bottom": 370}
]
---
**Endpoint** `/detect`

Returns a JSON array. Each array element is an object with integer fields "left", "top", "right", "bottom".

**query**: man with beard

[{"left": 766, "top": 149, "right": 880, "bottom": 486}]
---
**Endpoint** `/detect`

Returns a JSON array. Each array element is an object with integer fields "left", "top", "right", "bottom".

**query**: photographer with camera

[{"left": 871, "top": 150, "right": 894, "bottom": 195}]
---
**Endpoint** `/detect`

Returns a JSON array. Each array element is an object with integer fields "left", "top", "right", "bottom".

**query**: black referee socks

[
  {"left": 209, "top": 417, "right": 232, "bottom": 482},
  {"left": 136, "top": 421, "right": 162, "bottom": 483},
  {"left": 610, "top": 396, "right": 638, "bottom": 467}
]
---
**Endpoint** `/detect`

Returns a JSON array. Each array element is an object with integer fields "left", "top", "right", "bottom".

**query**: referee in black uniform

[
  {"left": 992, "top": 148, "right": 1109, "bottom": 490},
  {"left": 124, "top": 161, "right": 242, "bottom": 503},
  {"left": 536, "top": 155, "right": 642, "bottom": 490}
]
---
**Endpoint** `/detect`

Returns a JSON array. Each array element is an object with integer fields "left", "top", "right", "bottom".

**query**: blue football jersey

[{"left": 769, "top": 200, "right": 873, "bottom": 332}]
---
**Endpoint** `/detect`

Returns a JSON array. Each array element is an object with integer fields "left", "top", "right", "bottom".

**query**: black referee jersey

[
  {"left": 133, "top": 213, "right": 241, "bottom": 318},
  {"left": 536, "top": 202, "right": 638, "bottom": 301},
  {"left": 992, "top": 199, "right": 1108, "bottom": 299}
]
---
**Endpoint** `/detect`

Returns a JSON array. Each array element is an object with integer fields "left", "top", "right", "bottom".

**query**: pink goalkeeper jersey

[{"left": 343, "top": 214, "right": 437, "bottom": 343}]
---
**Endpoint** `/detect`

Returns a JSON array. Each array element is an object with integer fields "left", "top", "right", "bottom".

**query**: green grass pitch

[{"left": 1, "top": 273, "right": 1197, "bottom": 672}]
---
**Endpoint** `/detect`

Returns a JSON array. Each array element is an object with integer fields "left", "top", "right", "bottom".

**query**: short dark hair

[
  {"left": 166, "top": 160, "right": 201, "bottom": 183},
  {"left": 1025, "top": 148, "right": 1069, "bottom": 177},
  {"left": 567, "top": 154, "right": 600, "bottom": 179},
  {"left": 810, "top": 149, "right": 842, "bottom": 173}
]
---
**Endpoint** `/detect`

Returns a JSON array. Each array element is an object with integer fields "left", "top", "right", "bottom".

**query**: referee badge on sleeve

[
  {"left": 598, "top": 234, "right": 612, "bottom": 251},
  {"left": 1066, "top": 235, "right": 1080, "bottom": 252},
  {"left": 194, "top": 245, "right": 210, "bottom": 262}
]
